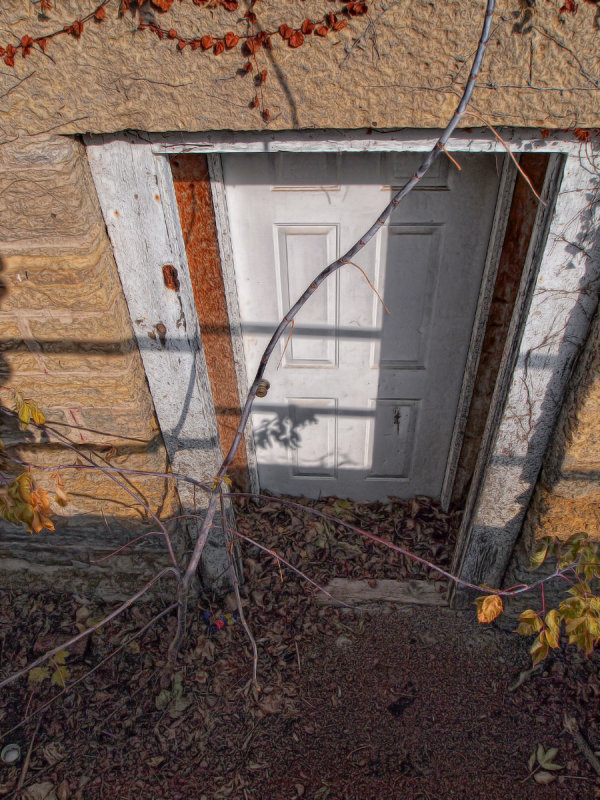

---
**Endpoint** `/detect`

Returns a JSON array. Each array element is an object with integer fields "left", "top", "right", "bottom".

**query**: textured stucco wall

[
  {"left": 0, "top": 0, "right": 599, "bottom": 136},
  {"left": 0, "top": 132, "right": 181, "bottom": 595}
]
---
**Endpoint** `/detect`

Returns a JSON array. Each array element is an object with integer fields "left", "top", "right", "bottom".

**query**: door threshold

[{"left": 319, "top": 577, "right": 448, "bottom": 607}]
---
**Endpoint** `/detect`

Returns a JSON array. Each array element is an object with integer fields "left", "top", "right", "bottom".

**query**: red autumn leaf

[
  {"left": 333, "top": 19, "right": 348, "bottom": 31},
  {"left": 177, "top": 39, "right": 187, "bottom": 50},
  {"left": 214, "top": 40, "right": 225, "bottom": 55},
  {"left": 245, "top": 37, "right": 260, "bottom": 54},
  {"left": 279, "top": 24, "right": 293, "bottom": 40},
  {"left": 222, "top": 0, "right": 239, "bottom": 10},
  {"left": 289, "top": 31, "right": 304, "bottom": 48},
  {"left": 0, "top": 47, "right": 5, "bottom": 57},
  {"left": 242, "top": 60, "right": 253, "bottom": 72},
  {"left": 190, "top": 39, "right": 200, "bottom": 50},
  {"left": 301, "top": 19, "right": 315, "bottom": 34},
  {"left": 151, "top": 0, "right": 174, "bottom": 10},
  {"left": 6, "top": 44, "right": 16, "bottom": 57},
  {"left": 259, "top": 68, "right": 268, "bottom": 84},
  {"left": 559, "top": 0, "right": 578, "bottom": 13},
  {"left": 71, "top": 20, "right": 84, "bottom": 37},
  {"left": 539, "top": 128, "right": 550, "bottom": 139},
  {"left": 168, "top": 29, "right": 178, "bottom": 39},
  {"left": 201, "top": 35, "right": 214, "bottom": 50},
  {"left": 4, "top": 54, "right": 14, "bottom": 67},
  {"left": 94, "top": 6, "right": 107, "bottom": 20},
  {"left": 21, "top": 39, "right": 33, "bottom": 57},
  {"left": 315, "top": 25, "right": 328, "bottom": 36},
  {"left": 263, "top": 108, "right": 271, "bottom": 122},
  {"left": 251, "top": 94, "right": 259, "bottom": 108},
  {"left": 225, "top": 32, "right": 239, "bottom": 49},
  {"left": 155, "top": 27, "right": 164, "bottom": 39},
  {"left": 244, "top": 11, "right": 257, "bottom": 23},
  {"left": 326, "top": 12, "right": 337, "bottom": 26},
  {"left": 573, "top": 128, "right": 590, "bottom": 142}
]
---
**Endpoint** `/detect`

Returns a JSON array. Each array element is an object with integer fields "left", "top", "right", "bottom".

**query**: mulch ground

[{"left": 0, "top": 495, "right": 599, "bottom": 799}]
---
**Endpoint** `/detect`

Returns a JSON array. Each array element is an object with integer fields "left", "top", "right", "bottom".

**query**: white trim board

[{"left": 85, "top": 130, "right": 600, "bottom": 592}]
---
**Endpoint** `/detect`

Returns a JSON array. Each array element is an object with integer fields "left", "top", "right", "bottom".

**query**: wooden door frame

[{"left": 85, "top": 129, "right": 600, "bottom": 591}]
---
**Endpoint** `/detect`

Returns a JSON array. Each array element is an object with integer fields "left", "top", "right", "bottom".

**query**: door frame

[{"left": 85, "top": 129, "right": 600, "bottom": 591}]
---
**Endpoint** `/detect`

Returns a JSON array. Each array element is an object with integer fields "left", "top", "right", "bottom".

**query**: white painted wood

[
  {"left": 84, "top": 138, "right": 231, "bottom": 588},
  {"left": 455, "top": 153, "right": 600, "bottom": 589},
  {"left": 440, "top": 156, "right": 518, "bottom": 510},
  {"left": 101, "top": 128, "right": 589, "bottom": 156},
  {"left": 206, "top": 154, "right": 260, "bottom": 495},
  {"left": 222, "top": 152, "right": 501, "bottom": 501}
]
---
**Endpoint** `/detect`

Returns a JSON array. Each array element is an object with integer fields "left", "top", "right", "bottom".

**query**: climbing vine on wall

[{"left": 1, "top": 0, "right": 369, "bottom": 120}]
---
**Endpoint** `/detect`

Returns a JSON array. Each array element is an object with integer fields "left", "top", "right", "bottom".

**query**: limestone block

[
  {"left": 1, "top": 239, "right": 121, "bottom": 312},
  {"left": 2, "top": 354, "right": 147, "bottom": 407},
  {"left": 0, "top": 319, "right": 44, "bottom": 376},
  {"left": 29, "top": 301, "right": 136, "bottom": 374}
]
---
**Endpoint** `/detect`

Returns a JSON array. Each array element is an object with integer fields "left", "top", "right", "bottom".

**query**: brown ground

[{"left": 0, "top": 496, "right": 599, "bottom": 799}]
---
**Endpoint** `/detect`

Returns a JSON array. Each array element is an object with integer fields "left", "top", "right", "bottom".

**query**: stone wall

[
  {"left": 0, "top": 0, "right": 598, "bottom": 136},
  {"left": 0, "top": 133, "right": 181, "bottom": 597}
]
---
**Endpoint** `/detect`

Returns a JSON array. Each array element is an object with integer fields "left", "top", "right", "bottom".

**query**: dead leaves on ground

[{"left": 525, "top": 743, "right": 563, "bottom": 784}]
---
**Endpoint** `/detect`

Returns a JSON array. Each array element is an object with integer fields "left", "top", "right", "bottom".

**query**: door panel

[{"left": 222, "top": 153, "right": 501, "bottom": 500}]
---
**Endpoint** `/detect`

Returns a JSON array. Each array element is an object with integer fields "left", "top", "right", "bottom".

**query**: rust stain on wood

[
  {"left": 170, "top": 155, "right": 249, "bottom": 490},
  {"left": 453, "top": 153, "right": 550, "bottom": 504}
]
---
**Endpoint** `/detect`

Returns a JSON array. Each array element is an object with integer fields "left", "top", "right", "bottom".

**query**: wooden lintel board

[{"left": 319, "top": 579, "right": 448, "bottom": 607}]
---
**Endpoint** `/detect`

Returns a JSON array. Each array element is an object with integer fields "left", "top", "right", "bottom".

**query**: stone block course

[{"left": 0, "top": 132, "right": 181, "bottom": 591}]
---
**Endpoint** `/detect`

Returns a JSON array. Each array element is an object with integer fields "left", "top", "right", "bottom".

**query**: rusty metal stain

[
  {"left": 162, "top": 263, "right": 180, "bottom": 291},
  {"left": 170, "top": 154, "right": 249, "bottom": 490}
]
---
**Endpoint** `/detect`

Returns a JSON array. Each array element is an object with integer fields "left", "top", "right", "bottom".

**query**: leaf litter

[{"left": 0, "top": 494, "right": 598, "bottom": 798}]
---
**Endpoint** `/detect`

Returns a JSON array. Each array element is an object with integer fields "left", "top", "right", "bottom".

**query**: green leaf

[{"left": 531, "top": 538, "right": 552, "bottom": 568}]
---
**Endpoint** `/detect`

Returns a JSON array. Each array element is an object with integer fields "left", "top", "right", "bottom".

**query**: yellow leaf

[
  {"left": 475, "top": 594, "right": 503, "bottom": 623},
  {"left": 55, "top": 485, "right": 68, "bottom": 506},
  {"left": 51, "top": 664, "right": 70, "bottom": 687},
  {"left": 28, "top": 666, "right": 50, "bottom": 685},
  {"left": 53, "top": 650, "right": 69, "bottom": 665}
]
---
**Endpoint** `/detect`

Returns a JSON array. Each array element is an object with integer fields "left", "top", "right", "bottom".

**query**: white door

[{"left": 222, "top": 152, "right": 501, "bottom": 501}]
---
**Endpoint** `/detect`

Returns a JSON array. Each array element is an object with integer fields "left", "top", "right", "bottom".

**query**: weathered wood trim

[
  {"left": 319, "top": 578, "right": 448, "bottom": 607},
  {"left": 127, "top": 128, "right": 588, "bottom": 156},
  {"left": 440, "top": 155, "right": 518, "bottom": 511},
  {"left": 452, "top": 152, "right": 600, "bottom": 591},
  {"left": 206, "top": 154, "right": 260, "bottom": 495},
  {"left": 84, "top": 139, "right": 231, "bottom": 588}
]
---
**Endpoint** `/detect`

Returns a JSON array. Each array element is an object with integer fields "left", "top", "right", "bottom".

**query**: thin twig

[
  {"left": 219, "top": 490, "right": 259, "bottom": 688},
  {"left": 15, "top": 718, "right": 41, "bottom": 793},
  {"left": 462, "top": 107, "right": 546, "bottom": 205},
  {"left": 564, "top": 714, "right": 600, "bottom": 777}
]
